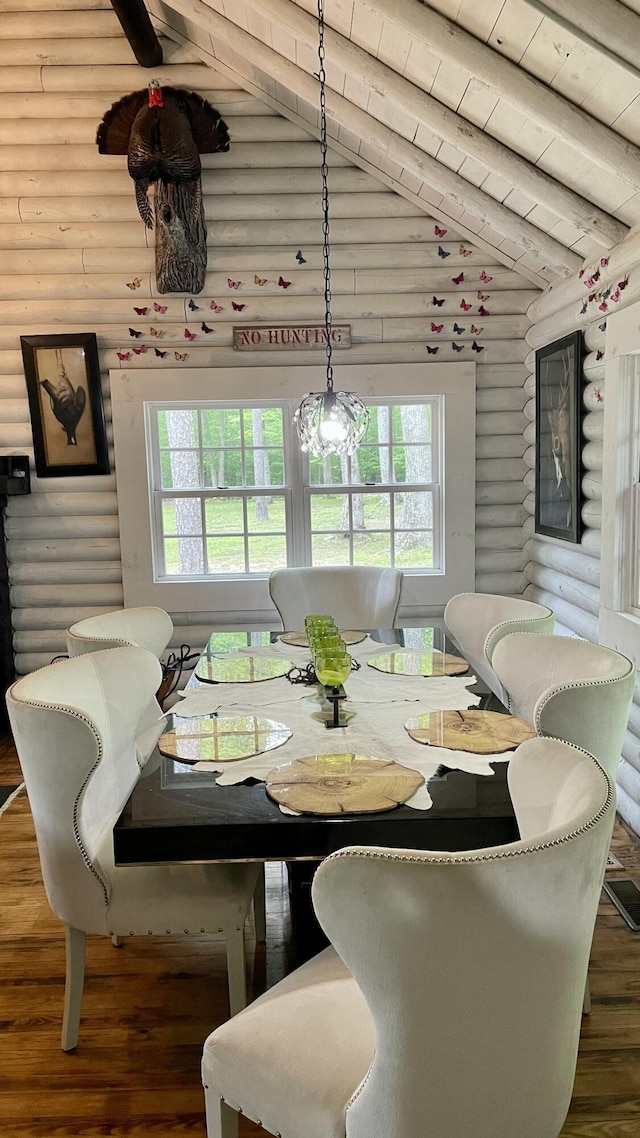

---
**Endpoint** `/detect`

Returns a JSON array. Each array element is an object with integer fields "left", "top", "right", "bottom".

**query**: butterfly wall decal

[
  {"left": 599, "top": 301, "right": 608, "bottom": 312},
  {"left": 477, "top": 291, "right": 489, "bottom": 301},
  {"left": 278, "top": 276, "right": 291, "bottom": 289},
  {"left": 126, "top": 277, "right": 141, "bottom": 290},
  {"left": 610, "top": 289, "right": 620, "bottom": 303},
  {"left": 452, "top": 341, "right": 464, "bottom": 352},
  {"left": 470, "top": 325, "right": 483, "bottom": 335},
  {"left": 154, "top": 348, "right": 167, "bottom": 358},
  {"left": 150, "top": 327, "right": 163, "bottom": 337},
  {"left": 578, "top": 269, "right": 584, "bottom": 278},
  {"left": 117, "top": 350, "right": 130, "bottom": 361},
  {"left": 602, "top": 288, "right": 611, "bottom": 300},
  {"left": 228, "top": 278, "right": 240, "bottom": 289},
  {"left": 619, "top": 275, "right": 630, "bottom": 291},
  {"left": 188, "top": 299, "right": 200, "bottom": 311},
  {"left": 175, "top": 351, "right": 187, "bottom": 361},
  {"left": 210, "top": 301, "right": 223, "bottom": 312},
  {"left": 598, "top": 321, "right": 607, "bottom": 331},
  {"left": 154, "top": 302, "right": 167, "bottom": 313},
  {"left": 452, "top": 272, "right": 464, "bottom": 285},
  {"left": 459, "top": 246, "right": 472, "bottom": 257},
  {"left": 232, "top": 302, "right": 245, "bottom": 311},
  {"left": 255, "top": 275, "right": 267, "bottom": 286},
  {"left": 460, "top": 299, "right": 472, "bottom": 311},
  {"left": 479, "top": 271, "right": 493, "bottom": 283},
  {"left": 431, "top": 322, "right": 443, "bottom": 333},
  {"left": 434, "top": 225, "right": 447, "bottom": 237},
  {"left": 471, "top": 341, "right": 484, "bottom": 353},
  {"left": 579, "top": 301, "right": 587, "bottom": 314},
  {"left": 426, "top": 345, "right": 439, "bottom": 354},
  {"left": 201, "top": 322, "right": 214, "bottom": 333},
  {"left": 296, "top": 250, "right": 306, "bottom": 264},
  {"left": 478, "top": 305, "right": 490, "bottom": 317},
  {"left": 133, "top": 306, "right": 148, "bottom": 315},
  {"left": 592, "top": 269, "right": 600, "bottom": 283},
  {"left": 184, "top": 328, "right": 197, "bottom": 340},
  {"left": 133, "top": 345, "right": 147, "bottom": 354},
  {"left": 437, "top": 245, "right": 450, "bottom": 259},
  {"left": 596, "top": 350, "right": 604, "bottom": 360},
  {"left": 601, "top": 257, "right": 610, "bottom": 267},
  {"left": 453, "top": 322, "right": 465, "bottom": 334},
  {"left": 128, "top": 327, "right": 142, "bottom": 338},
  {"left": 432, "top": 296, "right": 445, "bottom": 307}
]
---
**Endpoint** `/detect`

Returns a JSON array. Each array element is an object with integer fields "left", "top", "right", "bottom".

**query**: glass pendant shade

[{"left": 294, "top": 388, "right": 369, "bottom": 457}]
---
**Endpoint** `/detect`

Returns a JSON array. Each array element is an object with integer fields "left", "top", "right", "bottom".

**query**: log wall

[{"left": 0, "top": 2, "right": 534, "bottom": 675}]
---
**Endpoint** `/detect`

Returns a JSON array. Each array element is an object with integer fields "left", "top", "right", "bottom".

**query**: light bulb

[{"left": 319, "top": 415, "right": 348, "bottom": 442}]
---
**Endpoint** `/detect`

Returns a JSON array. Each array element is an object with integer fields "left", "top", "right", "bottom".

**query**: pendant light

[{"left": 293, "top": 0, "right": 369, "bottom": 458}]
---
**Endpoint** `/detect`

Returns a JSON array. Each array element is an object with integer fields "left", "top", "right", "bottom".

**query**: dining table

[{"left": 114, "top": 624, "right": 528, "bottom": 957}]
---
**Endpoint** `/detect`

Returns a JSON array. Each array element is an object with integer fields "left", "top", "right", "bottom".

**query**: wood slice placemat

[
  {"left": 404, "top": 709, "right": 535, "bottom": 754},
  {"left": 367, "top": 650, "right": 469, "bottom": 676},
  {"left": 195, "top": 654, "right": 293, "bottom": 684},
  {"left": 158, "top": 714, "right": 292, "bottom": 764},
  {"left": 279, "top": 630, "right": 367, "bottom": 647},
  {"left": 265, "top": 753, "right": 423, "bottom": 815}
]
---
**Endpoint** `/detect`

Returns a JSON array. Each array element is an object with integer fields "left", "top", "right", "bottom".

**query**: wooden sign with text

[{"left": 233, "top": 324, "right": 351, "bottom": 351}]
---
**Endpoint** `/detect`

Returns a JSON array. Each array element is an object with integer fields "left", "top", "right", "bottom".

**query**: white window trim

[
  {"left": 600, "top": 299, "right": 640, "bottom": 667},
  {"left": 110, "top": 363, "right": 476, "bottom": 624}
]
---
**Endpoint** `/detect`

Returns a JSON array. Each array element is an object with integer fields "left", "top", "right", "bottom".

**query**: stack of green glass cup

[{"left": 304, "top": 615, "right": 352, "bottom": 691}]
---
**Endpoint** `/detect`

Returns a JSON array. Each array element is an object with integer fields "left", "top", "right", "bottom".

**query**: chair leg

[
  {"left": 204, "top": 1089, "right": 239, "bottom": 1138},
  {"left": 253, "top": 865, "right": 267, "bottom": 943},
  {"left": 583, "top": 974, "right": 591, "bottom": 1015},
  {"left": 62, "top": 925, "right": 86, "bottom": 1051},
  {"left": 112, "top": 935, "right": 124, "bottom": 947},
  {"left": 225, "top": 925, "right": 247, "bottom": 1017}
]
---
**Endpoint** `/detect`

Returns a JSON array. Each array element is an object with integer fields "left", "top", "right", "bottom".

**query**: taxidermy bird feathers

[
  {"left": 97, "top": 83, "right": 230, "bottom": 230},
  {"left": 40, "top": 357, "right": 86, "bottom": 447}
]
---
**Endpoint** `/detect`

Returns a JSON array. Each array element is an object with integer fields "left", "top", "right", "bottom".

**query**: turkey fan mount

[{"left": 97, "top": 82, "right": 230, "bottom": 294}]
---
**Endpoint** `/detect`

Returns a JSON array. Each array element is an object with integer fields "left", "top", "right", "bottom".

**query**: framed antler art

[
  {"left": 96, "top": 82, "right": 230, "bottom": 294},
  {"left": 535, "top": 330, "right": 585, "bottom": 544}
]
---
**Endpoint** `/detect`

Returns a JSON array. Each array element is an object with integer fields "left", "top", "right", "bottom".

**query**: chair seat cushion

[{"left": 202, "top": 946, "right": 374, "bottom": 1138}]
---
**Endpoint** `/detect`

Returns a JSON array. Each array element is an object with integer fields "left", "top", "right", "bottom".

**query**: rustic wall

[{"left": 0, "top": 2, "right": 536, "bottom": 674}]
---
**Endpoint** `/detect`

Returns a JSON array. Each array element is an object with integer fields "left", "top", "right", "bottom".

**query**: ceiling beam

[
  {"left": 111, "top": 0, "right": 163, "bottom": 67},
  {"left": 151, "top": 0, "right": 581, "bottom": 277},
  {"left": 523, "top": 0, "right": 640, "bottom": 80},
  {"left": 227, "top": 0, "right": 625, "bottom": 250}
]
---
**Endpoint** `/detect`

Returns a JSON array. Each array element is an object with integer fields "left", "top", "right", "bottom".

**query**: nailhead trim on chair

[
  {"left": 483, "top": 612, "right": 553, "bottom": 661},
  {"left": 534, "top": 672, "right": 634, "bottom": 731}
]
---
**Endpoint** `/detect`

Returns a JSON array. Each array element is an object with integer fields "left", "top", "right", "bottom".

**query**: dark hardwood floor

[{"left": 2, "top": 732, "right": 640, "bottom": 1136}]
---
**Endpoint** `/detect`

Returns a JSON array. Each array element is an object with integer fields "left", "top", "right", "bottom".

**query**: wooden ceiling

[{"left": 136, "top": 0, "right": 640, "bottom": 287}]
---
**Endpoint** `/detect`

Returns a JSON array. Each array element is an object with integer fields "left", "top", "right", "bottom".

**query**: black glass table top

[{"left": 114, "top": 625, "right": 517, "bottom": 866}]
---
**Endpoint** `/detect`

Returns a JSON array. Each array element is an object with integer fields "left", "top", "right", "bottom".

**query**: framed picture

[
  {"left": 20, "top": 333, "right": 109, "bottom": 478},
  {"left": 535, "top": 330, "right": 584, "bottom": 544}
]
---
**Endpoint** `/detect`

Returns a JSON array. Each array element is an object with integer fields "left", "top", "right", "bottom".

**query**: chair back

[
  {"left": 444, "top": 592, "right": 554, "bottom": 698},
  {"left": 66, "top": 606, "right": 173, "bottom": 659},
  {"left": 492, "top": 632, "right": 635, "bottom": 777},
  {"left": 6, "top": 647, "right": 162, "bottom": 933},
  {"left": 269, "top": 566, "right": 402, "bottom": 630},
  {"left": 312, "top": 737, "right": 614, "bottom": 1138}
]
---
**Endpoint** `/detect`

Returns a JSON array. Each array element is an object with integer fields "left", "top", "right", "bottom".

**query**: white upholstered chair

[
  {"left": 269, "top": 566, "right": 403, "bottom": 630},
  {"left": 6, "top": 647, "right": 260, "bottom": 1051},
  {"left": 66, "top": 606, "right": 174, "bottom": 766},
  {"left": 443, "top": 592, "right": 555, "bottom": 702},
  {"left": 492, "top": 633, "right": 635, "bottom": 779},
  {"left": 202, "top": 736, "right": 614, "bottom": 1138}
]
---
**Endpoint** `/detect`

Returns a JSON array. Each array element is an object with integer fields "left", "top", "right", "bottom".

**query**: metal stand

[{"left": 323, "top": 684, "right": 347, "bottom": 728}]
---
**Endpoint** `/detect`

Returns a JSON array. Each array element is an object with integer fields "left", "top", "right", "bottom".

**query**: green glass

[
  {"left": 313, "top": 634, "right": 344, "bottom": 653},
  {"left": 315, "top": 653, "right": 351, "bottom": 688},
  {"left": 305, "top": 614, "right": 335, "bottom": 631}
]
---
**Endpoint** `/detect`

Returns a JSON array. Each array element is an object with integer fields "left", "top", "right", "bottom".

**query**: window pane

[
  {"left": 161, "top": 449, "right": 202, "bottom": 490},
  {"left": 242, "top": 407, "right": 284, "bottom": 446},
  {"left": 394, "top": 491, "right": 433, "bottom": 530},
  {"left": 353, "top": 532, "right": 390, "bottom": 565},
  {"left": 244, "top": 448, "right": 285, "bottom": 487},
  {"left": 309, "top": 453, "right": 343, "bottom": 486},
  {"left": 201, "top": 408, "right": 240, "bottom": 448},
  {"left": 162, "top": 498, "right": 202, "bottom": 537},
  {"left": 248, "top": 535, "right": 287, "bottom": 572},
  {"left": 206, "top": 536, "right": 246, "bottom": 574},
  {"left": 353, "top": 445, "right": 384, "bottom": 485},
  {"left": 362, "top": 493, "right": 390, "bottom": 530},
  {"left": 246, "top": 495, "right": 286, "bottom": 533},
  {"left": 204, "top": 497, "right": 244, "bottom": 533},
  {"left": 393, "top": 404, "right": 432, "bottom": 443},
  {"left": 311, "top": 533, "right": 350, "bottom": 565},
  {"left": 164, "top": 536, "right": 204, "bottom": 575},
  {"left": 394, "top": 531, "right": 433, "bottom": 568},
  {"left": 159, "top": 408, "right": 199, "bottom": 448},
  {"left": 310, "top": 494, "right": 349, "bottom": 531}
]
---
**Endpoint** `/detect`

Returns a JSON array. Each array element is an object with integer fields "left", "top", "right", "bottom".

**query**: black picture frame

[
  {"left": 20, "top": 333, "right": 109, "bottom": 478},
  {"left": 535, "top": 330, "right": 584, "bottom": 544}
]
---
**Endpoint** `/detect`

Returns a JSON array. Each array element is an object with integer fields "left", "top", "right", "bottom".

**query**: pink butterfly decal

[
  {"left": 133, "top": 345, "right": 147, "bottom": 354},
  {"left": 278, "top": 276, "right": 292, "bottom": 289},
  {"left": 479, "top": 271, "right": 493, "bottom": 283},
  {"left": 611, "top": 288, "right": 620, "bottom": 303},
  {"left": 601, "top": 257, "right": 609, "bottom": 268},
  {"left": 184, "top": 328, "right": 197, "bottom": 341},
  {"left": 154, "top": 302, "right": 167, "bottom": 313},
  {"left": 201, "top": 322, "right": 214, "bottom": 333},
  {"left": 452, "top": 272, "right": 464, "bottom": 285},
  {"left": 154, "top": 348, "right": 167, "bottom": 358},
  {"left": 584, "top": 276, "right": 595, "bottom": 289},
  {"left": 459, "top": 245, "right": 472, "bottom": 257},
  {"left": 599, "top": 301, "right": 609, "bottom": 312},
  {"left": 593, "top": 388, "right": 603, "bottom": 403},
  {"left": 460, "top": 299, "right": 472, "bottom": 311},
  {"left": 210, "top": 301, "right": 223, "bottom": 312},
  {"left": 592, "top": 269, "right": 600, "bottom": 283},
  {"left": 175, "top": 351, "right": 187, "bottom": 361},
  {"left": 434, "top": 225, "right": 447, "bottom": 237},
  {"left": 619, "top": 275, "right": 630, "bottom": 291},
  {"left": 451, "top": 341, "right": 464, "bottom": 352},
  {"left": 150, "top": 327, "right": 163, "bottom": 337},
  {"left": 477, "top": 291, "right": 489, "bottom": 301},
  {"left": 596, "top": 350, "right": 604, "bottom": 361},
  {"left": 578, "top": 269, "right": 584, "bottom": 278},
  {"left": 471, "top": 341, "right": 484, "bottom": 353},
  {"left": 437, "top": 245, "right": 451, "bottom": 259},
  {"left": 432, "top": 296, "right": 445, "bottom": 307},
  {"left": 232, "top": 302, "right": 246, "bottom": 311},
  {"left": 227, "top": 278, "right": 240, "bottom": 289},
  {"left": 128, "top": 327, "right": 142, "bottom": 338},
  {"left": 478, "top": 305, "right": 490, "bottom": 317},
  {"left": 426, "top": 345, "right": 439, "bottom": 354},
  {"left": 117, "top": 350, "right": 130, "bottom": 361},
  {"left": 470, "top": 325, "right": 483, "bottom": 335},
  {"left": 133, "top": 306, "right": 148, "bottom": 316},
  {"left": 431, "top": 322, "right": 443, "bottom": 333}
]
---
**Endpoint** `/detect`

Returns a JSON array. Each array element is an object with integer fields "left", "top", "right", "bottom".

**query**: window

[
  {"left": 147, "top": 399, "right": 441, "bottom": 580},
  {"left": 111, "top": 364, "right": 475, "bottom": 621}
]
